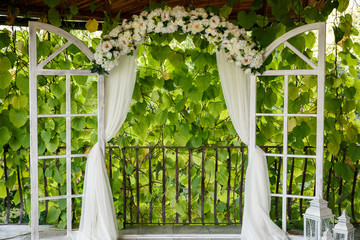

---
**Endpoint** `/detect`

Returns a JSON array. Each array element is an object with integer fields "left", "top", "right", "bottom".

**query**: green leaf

[
  {"left": 9, "top": 108, "right": 28, "bottom": 128},
  {"left": 11, "top": 95, "right": 28, "bottom": 109},
  {"left": 334, "top": 162, "right": 354, "bottom": 181},
  {"left": 0, "top": 182, "right": 7, "bottom": 198},
  {"left": 168, "top": 52, "right": 184, "bottom": 67},
  {"left": 15, "top": 74, "right": 29, "bottom": 93},
  {"left": 337, "top": 0, "right": 349, "bottom": 12},
  {"left": 0, "top": 56, "right": 11, "bottom": 71},
  {"left": 50, "top": 81, "right": 66, "bottom": 99},
  {"left": 256, "top": 15, "right": 269, "bottom": 28},
  {"left": 219, "top": 4, "right": 232, "bottom": 19},
  {"left": 46, "top": 206, "right": 61, "bottom": 223},
  {"left": 69, "top": 5, "right": 78, "bottom": 15},
  {"left": 41, "top": 130, "right": 52, "bottom": 143},
  {"left": 288, "top": 86, "right": 299, "bottom": 100},
  {"left": 347, "top": 143, "right": 360, "bottom": 162},
  {"left": 48, "top": 8, "right": 62, "bottom": 27},
  {"left": 0, "top": 126, "right": 11, "bottom": 147},
  {"left": 72, "top": 117, "right": 86, "bottom": 131},
  {"left": 328, "top": 141, "right": 340, "bottom": 156},
  {"left": 53, "top": 169, "right": 65, "bottom": 184},
  {"left": 188, "top": 87, "right": 202, "bottom": 102},
  {"left": 237, "top": 11, "right": 257, "bottom": 29},
  {"left": 44, "top": 0, "right": 61, "bottom": 8},
  {"left": 90, "top": 1, "right": 98, "bottom": 12},
  {"left": 45, "top": 136, "right": 59, "bottom": 153},
  {"left": 251, "top": 0, "right": 263, "bottom": 10},
  {"left": 0, "top": 71, "right": 12, "bottom": 89},
  {"left": 0, "top": 33, "right": 10, "bottom": 49}
]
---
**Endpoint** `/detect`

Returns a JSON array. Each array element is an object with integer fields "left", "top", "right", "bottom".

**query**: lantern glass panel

[
  {"left": 348, "top": 232, "right": 354, "bottom": 240},
  {"left": 306, "top": 218, "right": 318, "bottom": 239},
  {"left": 335, "top": 233, "right": 345, "bottom": 240},
  {"left": 322, "top": 218, "right": 333, "bottom": 234}
]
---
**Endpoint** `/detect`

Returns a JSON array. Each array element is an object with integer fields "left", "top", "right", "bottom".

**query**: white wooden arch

[
  {"left": 29, "top": 21, "right": 105, "bottom": 240},
  {"left": 249, "top": 22, "right": 326, "bottom": 232},
  {"left": 29, "top": 21, "right": 326, "bottom": 239}
]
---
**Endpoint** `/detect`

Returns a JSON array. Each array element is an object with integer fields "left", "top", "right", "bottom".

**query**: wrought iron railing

[{"left": 0, "top": 145, "right": 358, "bottom": 226}]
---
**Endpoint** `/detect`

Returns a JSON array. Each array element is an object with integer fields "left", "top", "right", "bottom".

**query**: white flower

[
  {"left": 94, "top": 52, "right": 104, "bottom": 65},
  {"left": 147, "top": 20, "right": 156, "bottom": 32},
  {"left": 154, "top": 22, "right": 163, "bottom": 33},
  {"left": 109, "top": 26, "right": 121, "bottom": 37},
  {"left": 102, "top": 41, "right": 112, "bottom": 52},
  {"left": 161, "top": 9, "right": 171, "bottom": 21},
  {"left": 106, "top": 51, "right": 112, "bottom": 59},
  {"left": 140, "top": 11, "right": 148, "bottom": 18},
  {"left": 209, "top": 16, "right": 220, "bottom": 28},
  {"left": 189, "top": 20, "right": 204, "bottom": 34},
  {"left": 189, "top": 10, "right": 199, "bottom": 19},
  {"left": 113, "top": 51, "right": 121, "bottom": 59},
  {"left": 122, "top": 19, "right": 131, "bottom": 30},
  {"left": 238, "top": 40, "right": 247, "bottom": 49},
  {"left": 133, "top": 33, "right": 142, "bottom": 42},
  {"left": 132, "top": 20, "right": 140, "bottom": 30}
]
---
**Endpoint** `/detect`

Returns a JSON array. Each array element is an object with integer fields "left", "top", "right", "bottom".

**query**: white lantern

[
  {"left": 333, "top": 210, "right": 355, "bottom": 240},
  {"left": 304, "top": 198, "right": 334, "bottom": 240}
]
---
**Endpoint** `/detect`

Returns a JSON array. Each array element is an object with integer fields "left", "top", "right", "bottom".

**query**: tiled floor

[{"left": 0, "top": 224, "right": 359, "bottom": 239}]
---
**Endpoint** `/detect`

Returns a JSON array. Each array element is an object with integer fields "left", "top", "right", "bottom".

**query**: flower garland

[{"left": 92, "top": 6, "right": 264, "bottom": 74}]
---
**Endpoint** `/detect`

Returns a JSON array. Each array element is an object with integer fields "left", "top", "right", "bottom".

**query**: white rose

[
  {"left": 161, "top": 10, "right": 171, "bottom": 21},
  {"left": 190, "top": 20, "right": 204, "bottom": 34},
  {"left": 132, "top": 20, "right": 140, "bottom": 30},
  {"left": 113, "top": 51, "right": 121, "bottom": 59},
  {"left": 109, "top": 26, "right": 121, "bottom": 37},
  {"left": 147, "top": 20, "right": 156, "bottom": 32},
  {"left": 210, "top": 15, "right": 220, "bottom": 28},
  {"left": 102, "top": 41, "right": 112, "bottom": 52},
  {"left": 133, "top": 33, "right": 142, "bottom": 42},
  {"left": 154, "top": 22, "right": 163, "bottom": 33},
  {"left": 94, "top": 52, "right": 104, "bottom": 65},
  {"left": 106, "top": 51, "right": 112, "bottom": 59}
]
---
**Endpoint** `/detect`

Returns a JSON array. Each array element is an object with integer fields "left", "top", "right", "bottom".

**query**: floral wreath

[{"left": 92, "top": 6, "right": 264, "bottom": 74}]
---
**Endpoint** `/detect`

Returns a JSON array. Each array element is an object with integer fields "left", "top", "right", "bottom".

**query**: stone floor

[{"left": 0, "top": 224, "right": 359, "bottom": 240}]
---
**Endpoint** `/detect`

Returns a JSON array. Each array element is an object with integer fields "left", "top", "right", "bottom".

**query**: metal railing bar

[
  {"left": 188, "top": 149, "right": 192, "bottom": 224},
  {"left": 201, "top": 148, "right": 205, "bottom": 225},
  {"left": 239, "top": 148, "right": 245, "bottom": 224},
  {"left": 214, "top": 148, "right": 218, "bottom": 225},
  {"left": 43, "top": 159, "right": 49, "bottom": 221},
  {"left": 226, "top": 148, "right": 231, "bottom": 224},
  {"left": 175, "top": 148, "right": 179, "bottom": 224},
  {"left": 136, "top": 148, "right": 140, "bottom": 224},
  {"left": 149, "top": 148, "right": 153, "bottom": 224},
  {"left": 4, "top": 149, "right": 10, "bottom": 224},
  {"left": 162, "top": 147, "right": 166, "bottom": 224},
  {"left": 122, "top": 148, "right": 127, "bottom": 227},
  {"left": 16, "top": 164, "right": 24, "bottom": 224}
]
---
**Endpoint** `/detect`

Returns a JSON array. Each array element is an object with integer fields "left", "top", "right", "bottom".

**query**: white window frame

[
  {"left": 29, "top": 22, "right": 105, "bottom": 240},
  {"left": 249, "top": 22, "right": 326, "bottom": 232}
]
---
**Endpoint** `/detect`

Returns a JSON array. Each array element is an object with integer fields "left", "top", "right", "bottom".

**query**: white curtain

[
  {"left": 77, "top": 53, "right": 138, "bottom": 240},
  {"left": 216, "top": 50, "right": 287, "bottom": 240}
]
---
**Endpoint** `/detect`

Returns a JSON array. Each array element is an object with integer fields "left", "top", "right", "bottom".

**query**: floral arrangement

[{"left": 92, "top": 6, "right": 264, "bottom": 74}]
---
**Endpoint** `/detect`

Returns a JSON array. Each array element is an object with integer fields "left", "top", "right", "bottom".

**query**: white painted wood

[
  {"left": 282, "top": 75, "right": 289, "bottom": 232},
  {"left": 265, "top": 153, "right": 317, "bottom": 159},
  {"left": 256, "top": 69, "right": 318, "bottom": 76},
  {"left": 65, "top": 74, "right": 72, "bottom": 237},
  {"left": 256, "top": 113, "right": 317, "bottom": 117},
  {"left": 263, "top": 22, "right": 325, "bottom": 60},
  {"left": 283, "top": 41, "right": 318, "bottom": 70},
  {"left": 37, "top": 69, "right": 93, "bottom": 76},
  {"left": 316, "top": 22, "right": 326, "bottom": 199},
  {"left": 251, "top": 22, "right": 326, "bottom": 236},
  {"left": 39, "top": 194, "right": 83, "bottom": 201},
  {"left": 29, "top": 21, "right": 100, "bottom": 240},
  {"left": 37, "top": 41, "right": 72, "bottom": 69},
  {"left": 29, "top": 21, "right": 40, "bottom": 240},
  {"left": 38, "top": 113, "right": 97, "bottom": 118}
]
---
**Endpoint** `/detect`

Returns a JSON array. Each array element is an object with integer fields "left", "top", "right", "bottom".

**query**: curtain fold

[
  {"left": 216, "top": 50, "right": 288, "bottom": 240},
  {"left": 77, "top": 53, "right": 138, "bottom": 240}
]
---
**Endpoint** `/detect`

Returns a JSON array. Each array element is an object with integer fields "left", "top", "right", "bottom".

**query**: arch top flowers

[{"left": 92, "top": 6, "right": 264, "bottom": 74}]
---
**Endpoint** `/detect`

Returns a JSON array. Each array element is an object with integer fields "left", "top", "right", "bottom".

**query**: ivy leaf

[
  {"left": 69, "top": 5, "right": 78, "bottom": 15},
  {"left": 45, "top": 136, "right": 59, "bottom": 153},
  {"left": 90, "top": 1, "right": 98, "bottom": 12},
  {"left": 11, "top": 95, "right": 28, "bottom": 109},
  {"left": 219, "top": 5, "right": 232, "bottom": 19},
  {"left": 347, "top": 143, "right": 360, "bottom": 162},
  {"left": 46, "top": 206, "right": 61, "bottom": 223},
  {"left": 256, "top": 15, "right": 269, "bottom": 28},
  {"left": 0, "top": 126, "right": 11, "bottom": 147},
  {"left": 237, "top": 11, "right": 257, "bottom": 29},
  {"left": 72, "top": 117, "right": 86, "bottom": 131},
  {"left": 50, "top": 81, "right": 66, "bottom": 99},
  {"left": 15, "top": 74, "right": 29, "bottom": 93},
  {"left": 0, "top": 71, "right": 12, "bottom": 89},
  {"left": 0, "top": 56, "right": 11, "bottom": 72},
  {"left": 0, "top": 32, "right": 11, "bottom": 49},
  {"left": 251, "top": 0, "right": 263, "bottom": 10},
  {"left": 48, "top": 8, "right": 61, "bottom": 27},
  {"left": 9, "top": 108, "right": 28, "bottom": 128},
  {"left": 44, "top": 0, "right": 60, "bottom": 8},
  {"left": 0, "top": 182, "right": 7, "bottom": 198},
  {"left": 334, "top": 162, "right": 354, "bottom": 181},
  {"left": 337, "top": 0, "right": 349, "bottom": 13}
]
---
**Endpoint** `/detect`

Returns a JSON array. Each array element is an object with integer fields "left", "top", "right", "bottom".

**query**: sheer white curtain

[
  {"left": 216, "top": 50, "right": 287, "bottom": 240},
  {"left": 77, "top": 53, "right": 138, "bottom": 240}
]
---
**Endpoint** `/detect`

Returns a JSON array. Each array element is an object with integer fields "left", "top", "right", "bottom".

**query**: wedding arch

[{"left": 29, "top": 8, "right": 326, "bottom": 239}]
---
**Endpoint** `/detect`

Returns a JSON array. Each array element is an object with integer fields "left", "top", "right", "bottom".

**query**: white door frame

[
  {"left": 29, "top": 21, "right": 105, "bottom": 240},
  {"left": 249, "top": 22, "right": 326, "bottom": 232}
]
